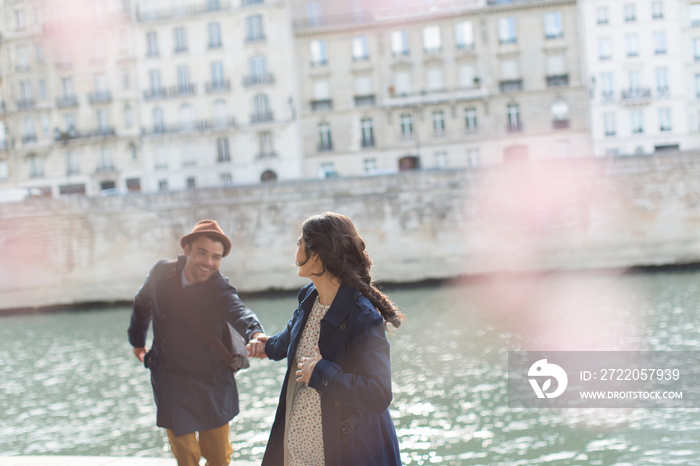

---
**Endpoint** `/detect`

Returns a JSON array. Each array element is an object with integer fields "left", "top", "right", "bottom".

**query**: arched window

[{"left": 261, "top": 169, "right": 277, "bottom": 182}]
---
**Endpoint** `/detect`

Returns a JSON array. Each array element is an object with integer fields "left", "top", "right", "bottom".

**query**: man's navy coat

[
  {"left": 262, "top": 282, "right": 402, "bottom": 466},
  {"left": 128, "top": 255, "right": 264, "bottom": 436}
]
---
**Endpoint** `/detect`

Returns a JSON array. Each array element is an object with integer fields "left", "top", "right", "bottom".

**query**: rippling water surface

[{"left": 1, "top": 270, "right": 700, "bottom": 464}]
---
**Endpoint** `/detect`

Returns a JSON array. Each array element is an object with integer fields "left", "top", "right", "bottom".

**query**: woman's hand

[
  {"left": 296, "top": 345, "right": 322, "bottom": 385},
  {"left": 247, "top": 334, "right": 269, "bottom": 359},
  {"left": 133, "top": 346, "right": 148, "bottom": 362}
]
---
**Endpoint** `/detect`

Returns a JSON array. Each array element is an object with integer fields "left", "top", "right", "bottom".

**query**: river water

[{"left": 1, "top": 270, "right": 699, "bottom": 465}]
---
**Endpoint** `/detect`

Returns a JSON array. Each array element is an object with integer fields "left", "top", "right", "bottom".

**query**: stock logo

[{"left": 528, "top": 359, "right": 568, "bottom": 399}]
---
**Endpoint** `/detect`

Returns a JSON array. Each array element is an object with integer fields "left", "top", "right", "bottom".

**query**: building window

[
  {"left": 246, "top": 15, "right": 265, "bottom": 42},
  {"left": 434, "top": 151, "right": 448, "bottom": 168},
  {"left": 97, "top": 109, "right": 109, "bottom": 132},
  {"left": 694, "top": 38, "right": 700, "bottom": 60},
  {"left": 253, "top": 93, "right": 270, "bottom": 118},
  {"left": 149, "top": 69, "right": 161, "bottom": 93},
  {"left": 394, "top": 71, "right": 411, "bottom": 95},
  {"left": 220, "top": 172, "right": 232, "bottom": 186},
  {"left": 249, "top": 55, "right": 267, "bottom": 81},
  {"left": 65, "top": 150, "right": 79, "bottom": 175},
  {"left": 652, "top": 2, "right": 664, "bottom": 19},
  {"left": 352, "top": 36, "right": 369, "bottom": 61},
  {"left": 61, "top": 77, "right": 74, "bottom": 99},
  {"left": 129, "top": 143, "right": 138, "bottom": 162},
  {"left": 307, "top": 1, "right": 321, "bottom": 26},
  {"left": 426, "top": 67, "right": 444, "bottom": 92},
  {"left": 455, "top": 21, "right": 474, "bottom": 49},
  {"left": 23, "top": 117, "right": 36, "bottom": 142},
  {"left": 464, "top": 107, "right": 477, "bottom": 131},
  {"left": 318, "top": 123, "right": 332, "bottom": 151},
  {"left": 659, "top": 108, "right": 672, "bottom": 131},
  {"left": 628, "top": 69, "right": 641, "bottom": 91},
  {"left": 604, "top": 112, "right": 616, "bottom": 136},
  {"left": 432, "top": 110, "right": 445, "bottom": 135},
  {"left": 506, "top": 103, "right": 521, "bottom": 131},
  {"left": 467, "top": 148, "right": 480, "bottom": 167},
  {"left": 319, "top": 162, "right": 336, "bottom": 179},
  {"left": 258, "top": 131, "right": 274, "bottom": 157},
  {"left": 551, "top": 99, "right": 570, "bottom": 128},
  {"left": 626, "top": 34, "right": 639, "bottom": 57},
  {"left": 153, "top": 107, "right": 164, "bottom": 133},
  {"left": 624, "top": 3, "right": 636, "bottom": 22},
  {"left": 98, "top": 147, "right": 113, "bottom": 170},
  {"left": 598, "top": 37, "right": 612, "bottom": 60},
  {"left": 179, "top": 104, "right": 194, "bottom": 130},
  {"left": 692, "top": 4, "right": 700, "bottom": 27},
  {"left": 630, "top": 109, "right": 644, "bottom": 133},
  {"left": 360, "top": 118, "right": 374, "bottom": 147},
  {"left": 146, "top": 31, "right": 158, "bottom": 56},
  {"left": 400, "top": 114, "right": 413, "bottom": 137},
  {"left": 177, "top": 66, "right": 191, "bottom": 92},
  {"left": 389, "top": 31, "right": 408, "bottom": 58},
  {"left": 64, "top": 113, "right": 75, "bottom": 132},
  {"left": 41, "top": 115, "right": 50, "bottom": 135},
  {"left": 0, "top": 160, "right": 9, "bottom": 180},
  {"left": 656, "top": 68, "right": 669, "bottom": 95},
  {"left": 423, "top": 25, "right": 441, "bottom": 52},
  {"left": 310, "top": 40, "right": 327, "bottom": 66},
  {"left": 459, "top": 63, "right": 477, "bottom": 88},
  {"left": 208, "top": 22, "right": 222, "bottom": 48},
  {"left": 126, "top": 178, "right": 141, "bottom": 192},
  {"left": 654, "top": 32, "right": 666, "bottom": 54},
  {"left": 695, "top": 74, "right": 700, "bottom": 98},
  {"left": 597, "top": 6, "right": 609, "bottom": 25},
  {"left": 544, "top": 12, "right": 563, "bottom": 39},
  {"left": 217, "top": 137, "right": 230, "bottom": 162},
  {"left": 38, "top": 80, "right": 47, "bottom": 100},
  {"left": 211, "top": 61, "right": 225, "bottom": 87},
  {"left": 498, "top": 17, "right": 516, "bottom": 44},
  {"left": 363, "top": 158, "right": 377, "bottom": 173},
  {"left": 15, "top": 9, "right": 26, "bottom": 29},
  {"left": 174, "top": 27, "right": 187, "bottom": 53},
  {"left": 16, "top": 44, "right": 29, "bottom": 70},
  {"left": 28, "top": 154, "right": 43, "bottom": 177},
  {"left": 158, "top": 180, "right": 168, "bottom": 192},
  {"left": 186, "top": 177, "right": 196, "bottom": 189}
]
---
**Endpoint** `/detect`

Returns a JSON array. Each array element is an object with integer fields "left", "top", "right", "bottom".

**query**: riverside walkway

[{"left": 0, "top": 457, "right": 258, "bottom": 465}]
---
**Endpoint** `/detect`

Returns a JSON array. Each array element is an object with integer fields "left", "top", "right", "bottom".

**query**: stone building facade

[
  {"left": 580, "top": 0, "right": 700, "bottom": 156},
  {"left": 289, "top": 0, "right": 592, "bottom": 178}
]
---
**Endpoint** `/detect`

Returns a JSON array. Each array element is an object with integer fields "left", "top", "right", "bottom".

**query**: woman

[{"left": 248, "top": 212, "right": 404, "bottom": 466}]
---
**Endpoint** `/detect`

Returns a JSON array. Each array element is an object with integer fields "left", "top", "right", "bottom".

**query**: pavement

[{"left": 0, "top": 457, "right": 258, "bottom": 466}]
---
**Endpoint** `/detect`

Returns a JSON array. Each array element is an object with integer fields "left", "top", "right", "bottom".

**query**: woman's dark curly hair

[{"left": 298, "top": 212, "right": 405, "bottom": 329}]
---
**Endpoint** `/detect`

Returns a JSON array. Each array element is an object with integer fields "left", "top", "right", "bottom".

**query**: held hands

[
  {"left": 247, "top": 334, "right": 269, "bottom": 359},
  {"left": 296, "top": 345, "right": 322, "bottom": 385},
  {"left": 133, "top": 346, "right": 148, "bottom": 362}
]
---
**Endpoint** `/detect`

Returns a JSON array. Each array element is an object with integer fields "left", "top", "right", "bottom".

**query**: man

[{"left": 128, "top": 219, "right": 265, "bottom": 466}]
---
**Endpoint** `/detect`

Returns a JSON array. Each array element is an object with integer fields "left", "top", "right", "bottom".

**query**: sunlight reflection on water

[{"left": 1, "top": 271, "right": 700, "bottom": 464}]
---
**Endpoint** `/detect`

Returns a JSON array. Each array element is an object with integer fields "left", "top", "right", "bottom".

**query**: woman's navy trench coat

[{"left": 262, "top": 282, "right": 402, "bottom": 466}]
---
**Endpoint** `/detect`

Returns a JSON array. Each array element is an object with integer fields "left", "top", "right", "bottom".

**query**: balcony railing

[
  {"left": 141, "top": 118, "right": 237, "bottom": 135},
  {"left": 0, "top": 140, "right": 8, "bottom": 151},
  {"left": 136, "top": 0, "right": 231, "bottom": 22},
  {"left": 354, "top": 95, "right": 376, "bottom": 107},
  {"left": 169, "top": 84, "right": 196, "bottom": 97},
  {"left": 250, "top": 111, "right": 274, "bottom": 124},
  {"left": 506, "top": 123, "right": 523, "bottom": 133},
  {"left": 22, "top": 134, "right": 37, "bottom": 144},
  {"left": 317, "top": 141, "right": 333, "bottom": 152},
  {"left": 205, "top": 80, "right": 232, "bottom": 93},
  {"left": 621, "top": 88, "right": 651, "bottom": 101},
  {"left": 143, "top": 88, "right": 168, "bottom": 100},
  {"left": 552, "top": 119, "right": 570, "bottom": 129},
  {"left": 245, "top": 34, "right": 266, "bottom": 43},
  {"left": 256, "top": 151, "right": 278, "bottom": 159},
  {"left": 311, "top": 99, "right": 333, "bottom": 111},
  {"left": 242, "top": 74, "right": 275, "bottom": 86},
  {"left": 360, "top": 137, "right": 375, "bottom": 148},
  {"left": 499, "top": 79, "right": 523, "bottom": 92},
  {"left": 56, "top": 95, "right": 79, "bottom": 107},
  {"left": 16, "top": 98, "right": 35, "bottom": 110},
  {"left": 88, "top": 91, "right": 112, "bottom": 104},
  {"left": 55, "top": 127, "right": 116, "bottom": 141},
  {"left": 546, "top": 74, "right": 569, "bottom": 87}
]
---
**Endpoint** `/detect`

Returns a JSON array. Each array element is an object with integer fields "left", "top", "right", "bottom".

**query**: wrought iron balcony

[
  {"left": 546, "top": 74, "right": 569, "bottom": 87},
  {"left": 499, "top": 79, "right": 523, "bottom": 92},
  {"left": 168, "top": 84, "right": 196, "bottom": 97},
  {"left": 311, "top": 99, "right": 332, "bottom": 111},
  {"left": 88, "top": 91, "right": 112, "bottom": 104},
  {"left": 16, "top": 98, "right": 35, "bottom": 110},
  {"left": 205, "top": 80, "right": 231, "bottom": 93},
  {"left": 354, "top": 95, "right": 376, "bottom": 107},
  {"left": 242, "top": 74, "right": 275, "bottom": 86},
  {"left": 360, "top": 137, "right": 375, "bottom": 148},
  {"left": 143, "top": 88, "right": 168, "bottom": 100},
  {"left": 621, "top": 88, "right": 651, "bottom": 101},
  {"left": 56, "top": 95, "right": 79, "bottom": 107},
  {"left": 317, "top": 141, "right": 333, "bottom": 152},
  {"left": 506, "top": 123, "right": 523, "bottom": 133},
  {"left": 250, "top": 111, "right": 274, "bottom": 124}
]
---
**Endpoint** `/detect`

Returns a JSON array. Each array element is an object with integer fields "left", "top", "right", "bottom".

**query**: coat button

[
  {"left": 322, "top": 380, "right": 328, "bottom": 387},
  {"left": 339, "top": 323, "right": 346, "bottom": 330},
  {"left": 334, "top": 401, "right": 340, "bottom": 408}
]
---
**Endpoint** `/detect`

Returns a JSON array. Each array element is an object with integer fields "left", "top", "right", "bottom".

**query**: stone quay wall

[{"left": 2, "top": 152, "right": 700, "bottom": 311}]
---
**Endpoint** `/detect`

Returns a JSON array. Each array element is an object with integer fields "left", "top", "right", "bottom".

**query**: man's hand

[
  {"left": 133, "top": 346, "right": 148, "bottom": 362},
  {"left": 247, "top": 333, "right": 268, "bottom": 359},
  {"left": 296, "top": 345, "right": 322, "bottom": 385}
]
